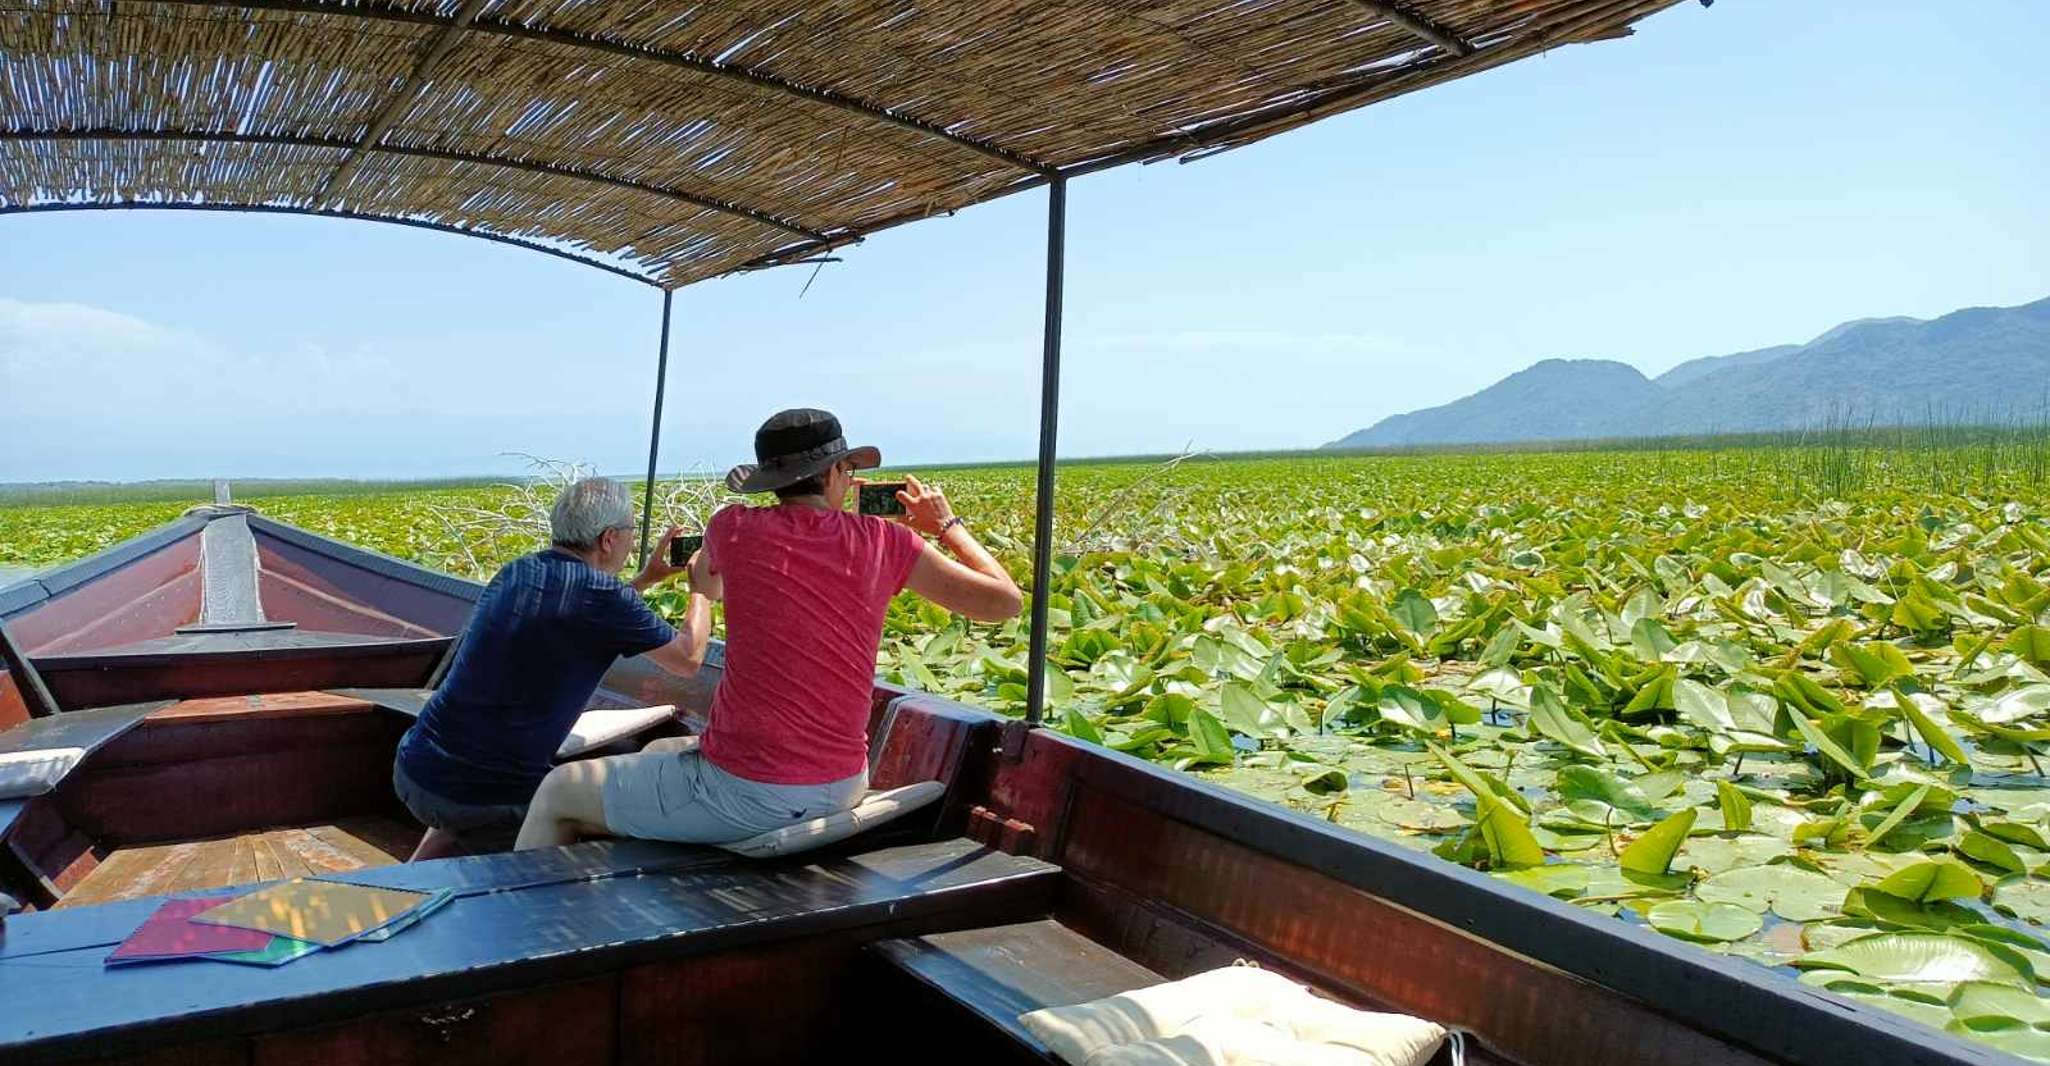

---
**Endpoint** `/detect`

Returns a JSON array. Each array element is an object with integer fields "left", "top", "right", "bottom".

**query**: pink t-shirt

[{"left": 699, "top": 504, "right": 924, "bottom": 785}]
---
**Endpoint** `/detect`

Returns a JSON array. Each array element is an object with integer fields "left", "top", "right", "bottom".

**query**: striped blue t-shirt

[{"left": 396, "top": 549, "right": 676, "bottom": 806}]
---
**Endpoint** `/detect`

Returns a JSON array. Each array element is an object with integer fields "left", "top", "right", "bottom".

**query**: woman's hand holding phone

[{"left": 896, "top": 475, "right": 956, "bottom": 537}]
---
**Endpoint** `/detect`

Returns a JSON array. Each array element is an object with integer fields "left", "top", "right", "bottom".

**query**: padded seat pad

[
  {"left": 718, "top": 780, "right": 945, "bottom": 858},
  {"left": 0, "top": 746, "right": 85, "bottom": 799},
  {"left": 556, "top": 705, "right": 676, "bottom": 759}
]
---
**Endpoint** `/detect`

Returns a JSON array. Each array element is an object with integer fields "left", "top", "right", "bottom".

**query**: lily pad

[
  {"left": 1797, "top": 932, "right": 2033, "bottom": 988},
  {"left": 1647, "top": 900, "right": 1763, "bottom": 943},
  {"left": 1871, "top": 859, "right": 1985, "bottom": 904},
  {"left": 1698, "top": 864, "right": 1848, "bottom": 921}
]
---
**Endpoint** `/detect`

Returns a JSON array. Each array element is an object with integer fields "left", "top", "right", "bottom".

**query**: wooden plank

[
  {"left": 869, "top": 920, "right": 1163, "bottom": 1048},
  {"left": 260, "top": 831, "right": 314, "bottom": 880},
  {"left": 149, "top": 691, "right": 375, "bottom": 724},
  {"left": 166, "top": 837, "right": 242, "bottom": 895},
  {"left": 328, "top": 816, "right": 422, "bottom": 864},
  {"left": 249, "top": 829, "right": 284, "bottom": 883},
  {"left": 302, "top": 823, "right": 403, "bottom": 871},
  {"left": 227, "top": 834, "right": 260, "bottom": 888}
]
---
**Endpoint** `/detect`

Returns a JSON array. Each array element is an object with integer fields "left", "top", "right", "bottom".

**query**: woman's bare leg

[
  {"left": 408, "top": 827, "right": 465, "bottom": 862},
  {"left": 514, "top": 759, "right": 613, "bottom": 850}
]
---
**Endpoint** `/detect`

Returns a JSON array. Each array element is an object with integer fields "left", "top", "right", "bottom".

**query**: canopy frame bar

[
  {"left": 142, "top": 0, "right": 1058, "bottom": 176},
  {"left": 638, "top": 291, "right": 675, "bottom": 566},
  {"left": 314, "top": 0, "right": 491, "bottom": 206},
  {"left": 1021, "top": 176, "right": 1067, "bottom": 731},
  {"left": 0, "top": 201, "right": 663, "bottom": 287},
  {"left": 2, "top": 129, "right": 829, "bottom": 242},
  {"left": 1345, "top": 1, "right": 1474, "bottom": 56}
]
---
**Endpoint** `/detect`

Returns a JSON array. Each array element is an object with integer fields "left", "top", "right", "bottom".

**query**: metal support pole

[
  {"left": 637, "top": 289, "right": 674, "bottom": 565},
  {"left": 1022, "top": 177, "right": 1068, "bottom": 729}
]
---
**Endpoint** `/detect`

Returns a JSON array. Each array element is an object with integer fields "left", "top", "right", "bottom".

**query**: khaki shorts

[{"left": 598, "top": 749, "right": 866, "bottom": 845}]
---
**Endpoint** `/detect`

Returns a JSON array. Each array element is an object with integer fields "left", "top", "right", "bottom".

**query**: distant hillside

[
  {"left": 1329, "top": 297, "right": 2050, "bottom": 449},
  {"left": 1329, "top": 360, "right": 1661, "bottom": 449}
]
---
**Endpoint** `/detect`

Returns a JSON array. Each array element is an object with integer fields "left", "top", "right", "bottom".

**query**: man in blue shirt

[{"left": 393, "top": 477, "right": 714, "bottom": 859}]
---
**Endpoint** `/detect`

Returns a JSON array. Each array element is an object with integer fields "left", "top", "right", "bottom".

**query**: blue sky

[{"left": 3, "top": 0, "right": 2046, "bottom": 483}]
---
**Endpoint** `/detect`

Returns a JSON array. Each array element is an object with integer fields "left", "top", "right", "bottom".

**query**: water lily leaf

[
  {"left": 1529, "top": 684, "right": 1607, "bottom": 759},
  {"left": 1797, "top": 932, "right": 2032, "bottom": 988},
  {"left": 1950, "top": 981, "right": 2050, "bottom": 1026},
  {"left": 1556, "top": 765, "right": 1667, "bottom": 825},
  {"left": 1426, "top": 741, "right": 1527, "bottom": 813},
  {"left": 1698, "top": 864, "right": 1848, "bottom": 921},
  {"left": 1390, "top": 588, "right": 1439, "bottom": 637},
  {"left": 1673, "top": 679, "right": 1735, "bottom": 731},
  {"left": 1993, "top": 878, "right": 2050, "bottom": 925},
  {"left": 2009, "top": 626, "right": 2050, "bottom": 668},
  {"left": 1494, "top": 863, "right": 1592, "bottom": 898},
  {"left": 1861, "top": 784, "right": 1931, "bottom": 852},
  {"left": 1474, "top": 795, "right": 1546, "bottom": 870},
  {"left": 1830, "top": 641, "right": 1917, "bottom": 688},
  {"left": 1299, "top": 766, "right": 1349, "bottom": 795},
  {"left": 1630, "top": 617, "right": 1679, "bottom": 662},
  {"left": 1980, "top": 820, "right": 2050, "bottom": 851},
  {"left": 1647, "top": 900, "right": 1761, "bottom": 943},
  {"left": 1716, "top": 780, "right": 1754, "bottom": 833},
  {"left": 1890, "top": 684, "right": 1970, "bottom": 766},
  {"left": 1843, "top": 887, "right": 1984, "bottom": 932},
  {"left": 1621, "top": 808, "right": 1697, "bottom": 876},
  {"left": 1062, "top": 706, "right": 1104, "bottom": 745},
  {"left": 1184, "top": 707, "right": 1235, "bottom": 766},
  {"left": 1871, "top": 859, "right": 1984, "bottom": 904},
  {"left": 1218, "top": 682, "right": 1287, "bottom": 738},
  {"left": 1958, "top": 830, "right": 2029, "bottom": 876},
  {"left": 1946, "top": 1018, "right": 2050, "bottom": 1060},
  {"left": 1791, "top": 710, "right": 1869, "bottom": 778}
]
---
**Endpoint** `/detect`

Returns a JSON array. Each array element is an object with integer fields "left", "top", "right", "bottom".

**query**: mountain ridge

[{"left": 1327, "top": 296, "right": 2050, "bottom": 449}]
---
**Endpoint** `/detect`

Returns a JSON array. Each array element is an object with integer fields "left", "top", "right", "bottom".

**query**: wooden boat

[{"left": 0, "top": 0, "right": 2005, "bottom": 1062}]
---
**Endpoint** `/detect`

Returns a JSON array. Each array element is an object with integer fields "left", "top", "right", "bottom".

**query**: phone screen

[
  {"left": 858, "top": 482, "right": 907, "bottom": 517},
  {"left": 669, "top": 533, "right": 705, "bottom": 567}
]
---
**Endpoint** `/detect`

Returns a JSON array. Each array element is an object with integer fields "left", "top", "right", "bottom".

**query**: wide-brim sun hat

[{"left": 725, "top": 408, "right": 881, "bottom": 494}]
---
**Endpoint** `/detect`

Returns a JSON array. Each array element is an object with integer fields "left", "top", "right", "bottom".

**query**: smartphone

[
  {"left": 858, "top": 482, "right": 907, "bottom": 517},
  {"left": 668, "top": 533, "right": 705, "bottom": 567}
]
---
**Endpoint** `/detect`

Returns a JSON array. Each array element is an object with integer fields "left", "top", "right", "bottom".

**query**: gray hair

[{"left": 550, "top": 477, "right": 634, "bottom": 549}]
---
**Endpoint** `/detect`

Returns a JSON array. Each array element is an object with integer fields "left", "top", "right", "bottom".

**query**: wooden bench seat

[
  {"left": 0, "top": 837, "right": 1057, "bottom": 1065},
  {"left": 868, "top": 919, "right": 1166, "bottom": 1063}
]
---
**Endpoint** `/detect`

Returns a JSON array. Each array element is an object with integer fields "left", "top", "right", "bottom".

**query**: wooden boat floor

[{"left": 57, "top": 816, "right": 420, "bottom": 908}]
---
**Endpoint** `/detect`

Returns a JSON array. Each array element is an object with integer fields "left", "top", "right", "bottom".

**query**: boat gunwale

[{"left": 1027, "top": 726, "right": 2015, "bottom": 1066}]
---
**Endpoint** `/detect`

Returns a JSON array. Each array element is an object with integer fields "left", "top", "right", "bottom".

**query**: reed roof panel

[{"left": 1, "top": 0, "right": 1686, "bottom": 286}]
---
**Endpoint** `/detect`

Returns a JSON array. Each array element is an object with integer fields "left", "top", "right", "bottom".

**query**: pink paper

[{"left": 107, "top": 894, "right": 273, "bottom": 963}]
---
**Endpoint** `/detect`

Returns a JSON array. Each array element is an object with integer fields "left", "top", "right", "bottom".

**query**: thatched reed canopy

[{"left": 2, "top": 0, "right": 1685, "bottom": 288}]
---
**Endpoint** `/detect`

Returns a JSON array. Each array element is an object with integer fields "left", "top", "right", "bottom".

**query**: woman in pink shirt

[{"left": 515, "top": 409, "right": 1022, "bottom": 850}]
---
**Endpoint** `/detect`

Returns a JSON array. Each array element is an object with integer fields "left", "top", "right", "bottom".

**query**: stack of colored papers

[{"left": 104, "top": 879, "right": 454, "bottom": 968}]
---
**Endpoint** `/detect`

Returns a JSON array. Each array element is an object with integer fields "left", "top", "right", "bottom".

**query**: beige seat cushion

[
  {"left": 555, "top": 705, "right": 676, "bottom": 759},
  {"left": 1020, "top": 965, "right": 1448, "bottom": 1066},
  {"left": 0, "top": 746, "right": 85, "bottom": 799},
  {"left": 717, "top": 780, "right": 945, "bottom": 858}
]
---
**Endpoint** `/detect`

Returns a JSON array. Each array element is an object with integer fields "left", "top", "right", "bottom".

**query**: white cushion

[
  {"left": 555, "top": 705, "right": 676, "bottom": 759},
  {"left": 0, "top": 746, "right": 86, "bottom": 799},
  {"left": 716, "top": 780, "right": 946, "bottom": 858},
  {"left": 1021, "top": 966, "right": 1447, "bottom": 1066}
]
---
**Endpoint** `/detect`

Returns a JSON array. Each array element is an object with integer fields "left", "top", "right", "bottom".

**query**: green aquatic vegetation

[{"left": 10, "top": 444, "right": 2050, "bottom": 1059}]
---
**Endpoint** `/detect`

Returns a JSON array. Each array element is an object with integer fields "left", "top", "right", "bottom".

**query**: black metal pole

[
  {"left": 638, "top": 289, "right": 674, "bottom": 566},
  {"left": 1023, "top": 177, "right": 1068, "bottom": 728}
]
